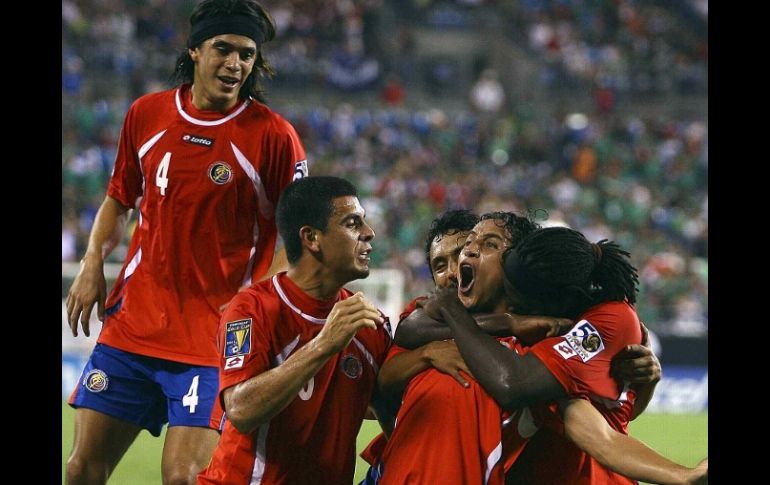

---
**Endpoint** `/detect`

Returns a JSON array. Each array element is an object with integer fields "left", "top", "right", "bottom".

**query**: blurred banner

[{"left": 646, "top": 365, "right": 708, "bottom": 413}]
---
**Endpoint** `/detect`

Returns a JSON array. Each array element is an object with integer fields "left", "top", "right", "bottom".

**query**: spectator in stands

[{"left": 64, "top": 1, "right": 307, "bottom": 484}]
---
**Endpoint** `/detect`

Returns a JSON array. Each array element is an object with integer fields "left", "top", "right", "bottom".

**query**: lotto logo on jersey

[
  {"left": 293, "top": 159, "right": 308, "bottom": 181},
  {"left": 182, "top": 133, "right": 214, "bottom": 147},
  {"left": 554, "top": 320, "right": 605, "bottom": 362},
  {"left": 224, "top": 319, "right": 252, "bottom": 358}
]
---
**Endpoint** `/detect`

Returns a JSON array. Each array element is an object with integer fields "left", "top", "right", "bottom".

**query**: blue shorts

[{"left": 68, "top": 343, "right": 222, "bottom": 437}]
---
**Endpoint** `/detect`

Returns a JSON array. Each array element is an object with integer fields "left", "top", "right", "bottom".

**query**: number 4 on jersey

[
  {"left": 156, "top": 152, "right": 171, "bottom": 195},
  {"left": 183, "top": 375, "right": 200, "bottom": 413}
]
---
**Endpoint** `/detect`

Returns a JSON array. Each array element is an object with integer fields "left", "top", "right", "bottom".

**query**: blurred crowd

[{"left": 62, "top": 0, "right": 707, "bottom": 336}]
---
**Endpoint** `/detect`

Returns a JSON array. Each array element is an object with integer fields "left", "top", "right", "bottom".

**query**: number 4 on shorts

[{"left": 183, "top": 375, "right": 200, "bottom": 413}]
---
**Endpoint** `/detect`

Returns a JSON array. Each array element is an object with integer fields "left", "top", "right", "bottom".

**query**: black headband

[{"left": 188, "top": 15, "right": 265, "bottom": 48}]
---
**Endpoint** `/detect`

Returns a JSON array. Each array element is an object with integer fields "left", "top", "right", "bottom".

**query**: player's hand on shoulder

[
  {"left": 65, "top": 257, "right": 107, "bottom": 338},
  {"left": 610, "top": 343, "right": 661, "bottom": 384},
  {"left": 319, "top": 292, "right": 383, "bottom": 354}
]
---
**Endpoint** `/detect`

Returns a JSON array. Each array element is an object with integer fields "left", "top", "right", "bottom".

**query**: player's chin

[{"left": 353, "top": 263, "right": 371, "bottom": 279}]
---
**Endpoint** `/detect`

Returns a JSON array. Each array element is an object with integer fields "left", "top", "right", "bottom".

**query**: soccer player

[
  {"left": 64, "top": 2, "right": 306, "bottom": 484},
  {"left": 377, "top": 211, "right": 542, "bottom": 485},
  {"left": 197, "top": 176, "right": 392, "bottom": 485},
  {"left": 433, "top": 226, "right": 708, "bottom": 484}
]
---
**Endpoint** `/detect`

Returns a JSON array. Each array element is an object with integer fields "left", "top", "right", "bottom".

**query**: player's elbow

[
  {"left": 489, "top": 377, "right": 522, "bottom": 411},
  {"left": 226, "top": 404, "right": 261, "bottom": 434},
  {"left": 223, "top": 387, "right": 263, "bottom": 434}
]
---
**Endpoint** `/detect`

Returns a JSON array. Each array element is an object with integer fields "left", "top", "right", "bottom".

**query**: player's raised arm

[
  {"left": 224, "top": 293, "right": 381, "bottom": 434},
  {"left": 66, "top": 195, "right": 130, "bottom": 337}
]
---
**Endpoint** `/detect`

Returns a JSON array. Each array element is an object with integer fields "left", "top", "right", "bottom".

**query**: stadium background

[{"left": 62, "top": 0, "right": 707, "bottom": 482}]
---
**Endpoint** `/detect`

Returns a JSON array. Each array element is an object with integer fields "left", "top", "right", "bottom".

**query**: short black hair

[
  {"left": 171, "top": 0, "right": 276, "bottom": 103},
  {"left": 276, "top": 176, "right": 359, "bottom": 264},
  {"left": 504, "top": 227, "right": 639, "bottom": 319},
  {"left": 424, "top": 209, "right": 480, "bottom": 272}
]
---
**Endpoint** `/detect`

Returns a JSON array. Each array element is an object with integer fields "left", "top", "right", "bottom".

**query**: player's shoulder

[
  {"left": 243, "top": 101, "right": 298, "bottom": 134},
  {"left": 578, "top": 300, "right": 640, "bottom": 344},
  {"left": 398, "top": 294, "right": 428, "bottom": 321},
  {"left": 227, "top": 280, "right": 279, "bottom": 314},
  {"left": 129, "top": 87, "right": 176, "bottom": 113},
  {"left": 581, "top": 300, "right": 638, "bottom": 325}
]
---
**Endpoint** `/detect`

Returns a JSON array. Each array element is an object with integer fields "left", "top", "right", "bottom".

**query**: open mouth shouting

[{"left": 458, "top": 262, "right": 475, "bottom": 296}]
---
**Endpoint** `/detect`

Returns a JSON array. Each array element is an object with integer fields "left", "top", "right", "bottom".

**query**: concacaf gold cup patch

[
  {"left": 224, "top": 319, "right": 252, "bottom": 370},
  {"left": 553, "top": 320, "right": 605, "bottom": 362}
]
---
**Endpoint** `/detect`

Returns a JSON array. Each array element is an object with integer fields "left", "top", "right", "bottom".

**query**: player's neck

[
  {"left": 188, "top": 84, "right": 239, "bottom": 114},
  {"left": 286, "top": 266, "right": 344, "bottom": 301}
]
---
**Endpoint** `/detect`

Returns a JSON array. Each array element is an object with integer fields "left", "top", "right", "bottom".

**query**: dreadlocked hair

[
  {"left": 479, "top": 211, "right": 541, "bottom": 248},
  {"left": 514, "top": 227, "right": 638, "bottom": 317},
  {"left": 424, "top": 209, "right": 480, "bottom": 269}
]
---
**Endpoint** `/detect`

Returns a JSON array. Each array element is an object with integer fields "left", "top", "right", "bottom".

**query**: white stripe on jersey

[
  {"left": 137, "top": 129, "right": 167, "bottom": 161},
  {"left": 124, "top": 247, "right": 143, "bottom": 279},
  {"left": 272, "top": 276, "right": 327, "bottom": 325},
  {"left": 175, "top": 88, "right": 250, "bottom": 126},
  {"left": 230, "top": 142, "right": 274, "bottom": 219},
  {"left": 250, "top": 422, "right": 269, "bottom": 485},
  {"left": 137, "top": 129, "right": 166, "bottom": 196},
  {"left": 231, "top": 141, "right": 272, "bottom": 287},
  {"left": 274, "top": 335, "right": 301, "bottom": 366},
  {"left": 484, "top": 441, "right": 502, "bottom": 485},
  {"left": 352, "top": 337, "right": 379, "bottom": 375}
]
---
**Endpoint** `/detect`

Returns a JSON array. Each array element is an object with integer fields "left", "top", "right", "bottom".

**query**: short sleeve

[
  {"left": 217, "top": 292, "right": 273, "bottom": 396},
  {"left": 260, "top": 117, "right": 307, "bottom": 207},
  {"left": 528, "top": 302, "right": 642, "bottom": 400},
  {"left": 106, "top": 102, "right": 144, "bottom": 209}
]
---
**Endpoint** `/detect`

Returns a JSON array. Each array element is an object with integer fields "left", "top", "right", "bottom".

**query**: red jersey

[
  {"left": 379, "top": 338, "right": 518, "bottom": 485},
  {"left": 498, "top": 346, "right": 541, "bottom": 473},
  {"left": 520, "top": 300, "right": 643, "bottom": 484},
  {"left": 198, "top": 273, "right": 391, "bottom": 485},
  {"left": 98, "top": 85, "right": 307, "bottom": 366},
  {"left": 358, "top": 296, "right": 425, "bottom": 473}
]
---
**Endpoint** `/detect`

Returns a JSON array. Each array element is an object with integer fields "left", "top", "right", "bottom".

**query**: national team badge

[
  {"left": 224, "top": 319, "right": 252, "bottom": 358},
  {"left": 209, "top": 162, "right": 233, "bottom": 185},
  {"left": 84, "top": 369, "right": 109, "bottom": 393},
  {"left": 341, "top": 354, "right": 363, "bottom": 379}
]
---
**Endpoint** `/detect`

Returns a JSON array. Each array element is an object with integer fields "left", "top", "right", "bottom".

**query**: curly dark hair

[
  {"left": 423, "top": 210, "right": 480, "bottom": 272},
  {"left": 171, "top": 0, "right": 276, "bottom": 103},
  {"left": 479, "top": 211, "right": 541, "bottom": 249}
]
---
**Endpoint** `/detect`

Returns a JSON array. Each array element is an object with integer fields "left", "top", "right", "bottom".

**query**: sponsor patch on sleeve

[
  {"left": 224, "top": 319, "right": 252, "bottom": 358},
  {"left": 552, "top": 319, "right": 605, "bottom": 362},
  {"left": 293, "top": 159, "right": 308, "bottom": 181},
  {"left": 224, "top": 356, "right": 245, "bottom": 370}
]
